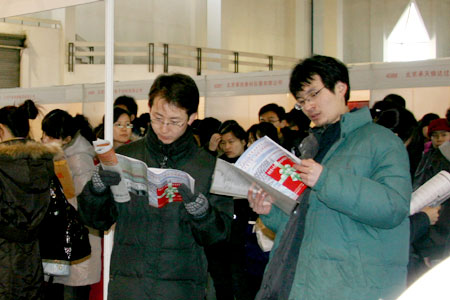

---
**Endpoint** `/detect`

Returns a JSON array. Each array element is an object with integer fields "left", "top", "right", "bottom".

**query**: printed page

[
  {"left": 410, "top": 170, "right": 450, "bottom": 215},
  {"left": 235, "top": 136, "right": 306, "bottom": 200},
  {"left": 210, "top": 159, "right": 252, "bottom": 199},
  {"left": 210, "top": 136, "right": 305, "bottom": 214},
  {"left": 116, "top": 154, "right": 195, "bottom": 208}
]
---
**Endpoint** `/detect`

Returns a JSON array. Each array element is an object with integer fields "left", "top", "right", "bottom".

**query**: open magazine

[
  {"left": 410, "top": 170, "right": 450, "bottom": 215},
  {"left": 93, "top": 139, "right": 195, "bottom": 208},
  {"left": 210, "top": 136, "right": 307, "bottom": 214}
]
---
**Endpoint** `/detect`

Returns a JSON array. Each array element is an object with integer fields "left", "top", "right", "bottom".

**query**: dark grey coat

[
  {"left": 78, "top": 127, "right": 233, "bottom": 300},
  {"left": 0, "top": 139, "right": 58, "bottom": 300}
]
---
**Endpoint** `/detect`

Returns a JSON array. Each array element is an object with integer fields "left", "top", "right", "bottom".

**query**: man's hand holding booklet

[
  {"left": 93, "top": 139, "right": 195, "bottom": 208},
  {"left": 210, "top": 136, "right": 307, "bottom": 214}
]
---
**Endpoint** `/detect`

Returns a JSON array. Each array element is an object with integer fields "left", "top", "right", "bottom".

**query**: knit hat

[{"left": 428, "top": 118, "right": 450, "bottom": 136}]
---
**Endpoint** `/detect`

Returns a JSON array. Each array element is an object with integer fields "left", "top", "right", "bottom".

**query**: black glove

[
  {"left": 91, "top": 166, "right": 121, "bottom": 193},
  {"left": 178, "top": 184, "right": 209, "bottom": 219}
]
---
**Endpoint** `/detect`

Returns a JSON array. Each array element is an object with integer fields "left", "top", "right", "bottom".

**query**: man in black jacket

[{"left": 78, "top": 73, "right": 233, "bottom": 300}]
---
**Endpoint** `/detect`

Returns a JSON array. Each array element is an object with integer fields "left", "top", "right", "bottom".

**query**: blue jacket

[{"left": 261, "top": 107, "right": 412, "bottom": 300}]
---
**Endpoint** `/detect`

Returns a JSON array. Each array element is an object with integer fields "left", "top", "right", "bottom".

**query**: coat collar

[
  {"left": 0, "top": 138, "right": 61, "bottom": 160},
  {"left": 339, "top": 106, "right": 372, "bottom": 138},
  {"left": 145, "top": 126, "right": 197, "bottom": 167}
]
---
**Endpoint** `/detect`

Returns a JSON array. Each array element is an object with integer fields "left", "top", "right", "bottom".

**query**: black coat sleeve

[
  {"left": 187, "top": 192, "right": 233, "bottom": 247},
  {"left": 77, "top": 181, "right": 118, "bottom": 231},
  {"left": 409, "top": 212, "right": 430, "bottom": 243}
]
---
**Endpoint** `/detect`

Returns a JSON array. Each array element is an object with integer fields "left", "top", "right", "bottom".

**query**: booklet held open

[{"left": 210, "top": 136, "right": 307, "bottom": 214}]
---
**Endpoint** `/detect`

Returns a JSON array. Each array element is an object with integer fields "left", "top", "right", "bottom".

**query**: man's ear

[
  {"left": 187, "top": 112, "right": 198, "bottom": 126},
  {"left": 336, "top": 81, "right": 348, "bottom": 97}
]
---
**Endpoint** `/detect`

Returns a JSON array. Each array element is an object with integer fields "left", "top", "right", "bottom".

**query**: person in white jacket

[{"left": 41, "top": 109, "right": 100, "bottom": 300}]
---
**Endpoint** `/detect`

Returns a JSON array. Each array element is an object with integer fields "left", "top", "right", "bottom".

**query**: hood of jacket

[{"left": 0, "top": 139, "right": 60, "bottom": 192}]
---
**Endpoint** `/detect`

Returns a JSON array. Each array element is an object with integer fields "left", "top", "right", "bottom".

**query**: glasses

[
  {"left": 114, "top": 123, "right": 133, "bottom": 129},
  {"left": 294, "top": 86, "right": 325, "bottom": 110},
  {"left": 259, "top": 118, "right": 280, "bottom": 124},
  {"left": 150, "top": 116, "right": 187, "bottom": 128}
]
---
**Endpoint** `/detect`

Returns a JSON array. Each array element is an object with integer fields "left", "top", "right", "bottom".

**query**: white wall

[{"left": 0, "top": 22, "right": 63, "bottom": 87}]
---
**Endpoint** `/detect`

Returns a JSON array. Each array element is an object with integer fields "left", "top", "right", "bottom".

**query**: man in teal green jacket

[{"left": 249, "top": 55, "right": 411, "bottom": 300}]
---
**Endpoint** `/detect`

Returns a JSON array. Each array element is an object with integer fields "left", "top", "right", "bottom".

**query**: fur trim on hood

[{"left": 0, "top": 139, "right": 62, "bottom": 160}]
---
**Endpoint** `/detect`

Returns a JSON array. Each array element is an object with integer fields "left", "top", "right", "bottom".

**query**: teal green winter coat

[{"left": 261, "top": 107, "right": 411, "bottom": 300}]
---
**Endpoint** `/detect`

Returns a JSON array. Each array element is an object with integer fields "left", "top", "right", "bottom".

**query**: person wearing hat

[{"left": 408, "top": 118, "right": 450, "bottom": 285}]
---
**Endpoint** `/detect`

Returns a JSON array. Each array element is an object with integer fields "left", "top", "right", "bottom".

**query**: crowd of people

[{"left": 0, "top": 55, "right": 449, "bottom": 300}]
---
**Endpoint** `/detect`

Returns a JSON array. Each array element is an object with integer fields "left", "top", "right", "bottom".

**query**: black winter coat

[
  {"left": 0, "top": 139, "right": 58, "bottom": 300},
  {"left": 78, "top": 127, "right": 233, "bottom": 300}
]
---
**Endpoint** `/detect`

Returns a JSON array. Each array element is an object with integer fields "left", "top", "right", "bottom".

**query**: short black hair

[
  {"left": 219, "top": 120, "right": 247, "bottom": 142},
  {"left": 289, "top": 55, "right": 350, "bottom": 103},
  {"left": 258, "top": 103, "right": 286, "bottom": 120},
  {"left": 247, "top": 122, "right": 279, "bottom": 144},
  {"left": 114, "top": 95, "right": 138, "bottom": 117},
  {"left": 382, "top": 94, "right": 406, "bottom": 108},
  {"left": 148, "top": 73, "right": 199, "bottom": 116}
]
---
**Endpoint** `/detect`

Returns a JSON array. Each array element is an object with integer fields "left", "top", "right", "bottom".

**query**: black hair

[
  {"left": 247, "top": 122, "right": 280, "bottom": 144},
  {"left": 94, "top": 107, "right": 131, "bottom": 139},
  {"left": 148, "top": 73, "right": 199, "bottom": 116},
  {"left": 134, "top": 112, "right": 150, "bottom": 136},
  {"left": 219, "top": 120, "right": 247, "bottom": 142},
  {"left": 374, "top": 106, "right": 418, "bottom": 142},
  {"left": 0, "top": 99, "right": 39, "bottom": 138},
  {"left": 258, "top": 103, "right": 286, "bottom": 120},
  {"left": 114, "top": 95, "right": 138, "bottom": 117},
  {"left": 197, "top": 117, "right": 222, "bottom": 147},
  {"left": 289, "top": 55, "right": 350, "bottom": 103},
  {"left": 382, "top": 94, "right": 406, "bottom": 108},
  {"left": 42, "top": 109, "right": 96, "bottom": 144},
  {"left": 419, "top": 113, "right": 440, "bottom": 130},
  {"left": 285, "top": 108, "right": 311, "bottom": 131}
]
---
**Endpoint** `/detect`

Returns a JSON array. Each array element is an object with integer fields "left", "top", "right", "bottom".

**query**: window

[{"left": 385, "top": 0, "right": 435, "bottom": 62}]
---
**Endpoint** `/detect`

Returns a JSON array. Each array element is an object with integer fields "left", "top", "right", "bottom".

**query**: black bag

[{"left": 39, "top": 176, "right": 91, "bottom": 264}]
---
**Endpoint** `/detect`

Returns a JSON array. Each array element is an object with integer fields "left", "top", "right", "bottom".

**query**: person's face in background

[
  {"left": 430, "top": 130, "right": 450, "bottom": 148},
  {"left": 149, "top": 96, "right": 197, "bottom": 145},
  {"left": 259, "top": 111, "right": 285, "bottom": 129},
  {"left": 113, "top": 113, "right": 133, "bottom": 147},
  {"left": 220, "top": 131, "right": 246, "bottom": 159}
]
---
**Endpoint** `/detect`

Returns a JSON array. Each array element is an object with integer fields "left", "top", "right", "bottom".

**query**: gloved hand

[
  {"left": 91, "top": 165, "right": 121, "bottom": 193},
  {"left": 178, "top": 184, "right": 209, "bottom": 219}
]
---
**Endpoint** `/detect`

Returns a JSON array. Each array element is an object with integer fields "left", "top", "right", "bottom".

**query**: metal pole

[{"left": 103, "top": 0, "right": 115, "bottom": 298}]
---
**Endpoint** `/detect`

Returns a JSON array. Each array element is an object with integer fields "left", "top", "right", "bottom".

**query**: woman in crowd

[
  {"left": 95, "top": 107, "right": 133, "bottom": 149},
  {"left": 0, "top": 100, "right": 58, "bottom": 299},
  {"left": 408, "top": 118, "right": 450, "bottom": 285},
  {"left": 41, "top": 109, "right": 99, "bottom": 300},
  {"left": 206, "top": 120, "right": 263, "bottom": 300}
]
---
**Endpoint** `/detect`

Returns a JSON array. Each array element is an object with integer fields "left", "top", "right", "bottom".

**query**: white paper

[
  {"left": 210, "top": 136, "right": 305, "bottom": 214},
  {"left": 410, "top": 170, "right": 450, "bottom": 215}
]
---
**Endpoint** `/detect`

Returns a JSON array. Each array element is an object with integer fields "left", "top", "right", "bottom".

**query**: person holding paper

[
  {"left": 41, "top": 109, "right": 100, "bottom": 300},
  {"left": 408, "top": 118, "right": 450, "bottom": 284},
  {"left": 77, "top": 73, "right": 233, "bottom": 300},
  {"left": 248, "top": 55, "right": 412, "bottom": 300}
]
